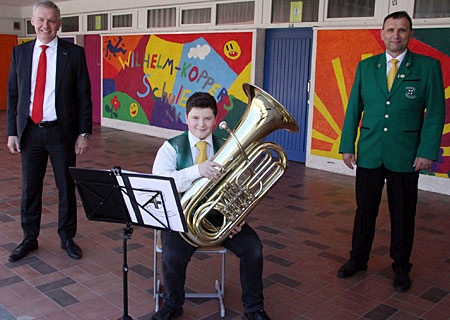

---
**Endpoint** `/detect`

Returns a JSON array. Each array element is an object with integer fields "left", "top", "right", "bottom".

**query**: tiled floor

[{"left": 0, "top": 110, "right": 449, "bottom": 320}]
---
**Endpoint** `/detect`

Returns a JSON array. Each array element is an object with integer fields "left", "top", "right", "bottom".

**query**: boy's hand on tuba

[{"left": 199, "top": 160, "right": 223, "bottom": 181}]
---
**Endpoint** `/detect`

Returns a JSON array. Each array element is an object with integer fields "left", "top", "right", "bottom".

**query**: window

[
  {"left": 61, "top": 16, "right": 79, "bottom": 32},
  {"left": 112, "top": 13, "right": 133, "bottom": 28},
  {"left": 271, "top": 0, "right": 319, "bottom": 23},
  {"left": 414, "top": 0, "right": 450, "bottom": 18},
  {"left": 13, "top": 21, "right": 21, "bottom": 31},
  {"left": 147, "top": 7, "right": 176, "bottom": 28},
  {"left": 87, "top": 13, "right": 108, "bottom": 31},
  {"left": 181, "top": 7, "right": 211, "bottom": 25},
  {"left": 217, "top": 1, "right": 254, "bottom": 25},
  {"left": 26, "top": 19, "right": 36, "bottom": 35},
  {"left": 327, "top": 0, "right": 375, "bottom": 18}
]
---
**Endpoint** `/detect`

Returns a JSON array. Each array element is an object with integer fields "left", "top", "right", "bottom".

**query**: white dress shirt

[
  {"left": 152, "top": 131, "right": 214, "bottom": 192},
  {"left": 30, "top": 37, "right": 58, "bottom": 121},
  {"left": 386, "top": 49, "right": 407, "bottom": 76}
]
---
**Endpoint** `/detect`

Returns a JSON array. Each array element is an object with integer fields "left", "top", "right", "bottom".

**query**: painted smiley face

[
  {"left": 224, "top": 40, "right": 241, "bottom": 60},
  {"left": 129, "top": 102, "right": 138, "bottom": 117}
]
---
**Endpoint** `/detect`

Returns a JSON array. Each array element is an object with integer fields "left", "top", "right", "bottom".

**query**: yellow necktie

[
  {"left": 387, "top": 58, "right": 399, "bottom": 91},
  {"left": 196, "top": 141, "right": 208, "bottom": 164}
]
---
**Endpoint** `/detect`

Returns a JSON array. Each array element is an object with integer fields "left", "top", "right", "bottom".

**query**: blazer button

[
  {"left": 385, "top": 114, "right": 389, "bottom": 118},
  {"left": 386, "top": 101, "right": 391, "bottom": 105},
  {"left": 384, "top": 128, "right": 388, "bottom": 132}
]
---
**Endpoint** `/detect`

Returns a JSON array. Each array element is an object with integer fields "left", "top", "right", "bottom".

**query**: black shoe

[
  {"left": 61, "top": 238, "right": 82, "bottom": 259},
  {"left": 151, "top": 305, "right": 183, "bottom": 320},
  {"left": 9, "top": 239, "right": 38, "bottom": 262},
  {"left": 337, "top": 259, "right": 368, "bottom": 278},
  {"left": 242, "top": 309, "right": 271, "bottom": 320},
  {"left": 393, "top": 268, "right": 411, "bottom": 292}
]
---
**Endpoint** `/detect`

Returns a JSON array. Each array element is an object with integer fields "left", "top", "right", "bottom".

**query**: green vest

[{"left": 168, "top": 132, "right": 225, "bottom": 170}]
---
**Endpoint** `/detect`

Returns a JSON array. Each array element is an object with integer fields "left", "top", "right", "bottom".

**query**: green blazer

[{"left": 339, "top": 50, "right": 446, "bottom": 172}]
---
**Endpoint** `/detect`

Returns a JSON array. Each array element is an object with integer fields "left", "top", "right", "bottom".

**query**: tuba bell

[{"left": 180, "top": 83, "right": 299, "bottom": 247}]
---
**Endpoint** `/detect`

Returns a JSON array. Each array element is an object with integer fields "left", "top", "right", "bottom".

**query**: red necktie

[{"left": 31, "top": 45, "right": 49, "bottom": 124}]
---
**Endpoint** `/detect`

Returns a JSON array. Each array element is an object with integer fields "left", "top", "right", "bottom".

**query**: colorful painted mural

[
  {"left": 102, "top": 32, "right": 253, "bottom": 138},
  {"left": 313, "top": 29, "right": 450, "bottom": 179}
]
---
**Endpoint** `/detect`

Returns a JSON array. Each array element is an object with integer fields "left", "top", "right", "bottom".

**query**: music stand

[{"left": 69, "top": 166, "right": 186, "bottom": 320}]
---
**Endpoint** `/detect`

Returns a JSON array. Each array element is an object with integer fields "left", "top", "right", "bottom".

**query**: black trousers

[
  {"left": 20, "top": 121, "right": 77, "bottom": 241},
  {"left": 161, "top": 223, "right": 264, "bottom": 313},
  {"left": 350, "top": 165, "right": 419, "bottom": 271}
]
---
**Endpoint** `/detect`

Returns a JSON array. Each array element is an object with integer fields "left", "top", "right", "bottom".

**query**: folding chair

[{"left": 153, "top": 230, "right": 227, "bottom": 317}]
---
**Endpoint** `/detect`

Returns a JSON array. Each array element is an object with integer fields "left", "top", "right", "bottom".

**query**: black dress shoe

[
  {"left": 242, "top": 309, "right": 271, "bottom": 320},
  {"left": 393, "top": 268, "right": 411, "bottom": 292},
  {"left": 151, "top": 305, "right": 183, "bottom": 320},
  {"left": 337, "top": 259, "right": 368, "bottom": 278},
  {"left": 61, "top": 238, "right": 82, "bottom": 259},
  {"left": 9, "top": 239, "right": 38, "bottom": 262}
]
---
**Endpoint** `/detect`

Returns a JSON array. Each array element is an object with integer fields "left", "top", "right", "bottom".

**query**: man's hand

[
  {"left": 413, "top": 157, "right": 433, "bottom": 171},
  {"left": 342, "top": 153, "right": 356, "bottom": 169},
  {"left": 7, "top": 136, "right": 20, "bottom": 154},
  {"left": 75, "top": 135, "right": 89, "bottom": 156},
  {"left": 229, "top": 221, "right": 246, "bottom": 239},
  {"left": 198, "top": 160, "right": 223, "bottom": 181}
]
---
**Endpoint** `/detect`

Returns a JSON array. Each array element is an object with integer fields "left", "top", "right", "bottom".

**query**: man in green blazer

[{"left": 337, "top": 11, "right": 445, "bottom": 292}]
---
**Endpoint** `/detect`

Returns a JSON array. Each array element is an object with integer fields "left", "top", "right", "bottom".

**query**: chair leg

[
  {"left": 155, "top": 279, "right": 161, "bottom": 312},
  {"left": 215, "top": 280, "right": 225, "bottom": 318},
  {"left": 153, "top": 229, "right": 227, "bottom": 317},
  {"left": 220, "top": 251, "right": 226, "bottom": 297}
]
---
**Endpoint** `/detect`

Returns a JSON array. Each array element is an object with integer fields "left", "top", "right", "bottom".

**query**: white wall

[
  {"left": 0, "top": 4, "right": 20, "bottom": 16},
  {"left": 0, "top": 5, "right": 24, "bottom": 34},
  {"left": 21, "top": 0, "right": 231, "bottom": 17}
]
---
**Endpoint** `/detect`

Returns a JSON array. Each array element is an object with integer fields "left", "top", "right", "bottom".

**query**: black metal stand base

[{"left": 119, "top": 223, "right": 134, "bottom": 320}]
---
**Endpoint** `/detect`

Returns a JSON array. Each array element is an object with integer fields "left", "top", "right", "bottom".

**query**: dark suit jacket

[
  {"left": 339, "top": 50, "right": 446, "bottom": 172},
  {"left": 7, "top": 37, "right": 92, "bottom": 147}
]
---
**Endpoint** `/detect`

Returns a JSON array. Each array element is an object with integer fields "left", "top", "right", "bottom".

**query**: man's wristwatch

[{"left": 80, "top": 133, "right": 90, "bottom": 139}]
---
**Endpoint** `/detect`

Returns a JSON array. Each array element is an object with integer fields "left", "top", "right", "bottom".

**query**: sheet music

[{"left": 115, "top": 171, "right": 186, "bottom": 232}]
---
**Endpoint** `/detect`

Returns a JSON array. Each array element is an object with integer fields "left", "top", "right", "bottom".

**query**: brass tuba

[{"left": 180, "top": 83, "right": 299, "bottom": 247}]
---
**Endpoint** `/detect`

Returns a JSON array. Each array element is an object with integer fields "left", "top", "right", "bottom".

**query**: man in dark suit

[
  {"left": 337, "top": 11, "right": 446, "bottom": 292},
  {"left": 6, "top": 0, "right": 92, "bottom": 262}
]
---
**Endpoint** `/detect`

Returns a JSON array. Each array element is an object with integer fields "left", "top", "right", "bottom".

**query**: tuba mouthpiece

[{"left": 219, "top": 121, "right": 229, "bottom": 131}]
